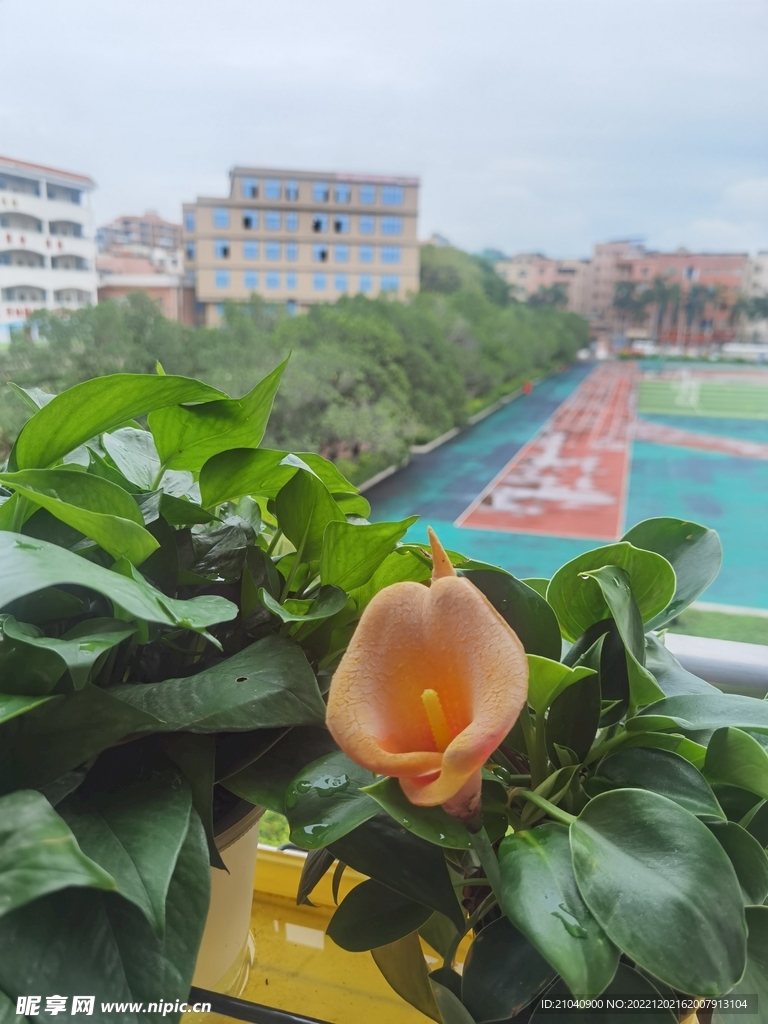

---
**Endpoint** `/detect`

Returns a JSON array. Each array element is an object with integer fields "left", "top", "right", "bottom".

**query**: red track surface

[{"left": 457, "top": 364, "right": 638, "bottom": 542}]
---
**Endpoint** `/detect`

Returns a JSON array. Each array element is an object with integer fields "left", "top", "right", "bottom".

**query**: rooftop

[
  {"left": 0, "top": 155, "right": 95, "bottom": 188},
  {"left": 228, "top": 166, "right": 419, "bottom": 187}
]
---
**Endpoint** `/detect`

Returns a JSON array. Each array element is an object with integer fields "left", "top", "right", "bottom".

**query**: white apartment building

[{"left": 0, "top": 156, "right": 97, "bottom": 341}]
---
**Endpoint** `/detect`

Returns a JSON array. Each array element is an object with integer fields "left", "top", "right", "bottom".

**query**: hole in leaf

[{"left": 236, "top": 676, "right": 248, "bottom": 682}]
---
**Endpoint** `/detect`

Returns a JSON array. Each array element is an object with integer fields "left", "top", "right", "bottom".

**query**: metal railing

[{"left": 190, "top": 988, "right": 330, "bottom": 1024}]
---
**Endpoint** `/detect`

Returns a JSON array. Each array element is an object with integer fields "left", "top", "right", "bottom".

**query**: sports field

[{"left": 366, "top": 361, "right": 768, "bottom": 610}]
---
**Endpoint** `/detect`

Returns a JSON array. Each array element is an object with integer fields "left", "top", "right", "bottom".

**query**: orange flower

[{"left": 326, "top": 528, "right": 528, "bottom": 821}]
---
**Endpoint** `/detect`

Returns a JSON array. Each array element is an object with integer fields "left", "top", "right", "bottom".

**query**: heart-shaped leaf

[
  {"left": 327, "top": 878, "right": 432, "bottom": 952},
  {"left": 591, "top": 748, "right": 724, "bottom": 820},
  {"left": 320, "top": 518, "right": 417, "bottom": 592},
  {"left": 459, "top": 570, "right": 562, "bottom": 661},
  {"left": 526, "top": 656, "right": 596, "bottom": 716},
  {"left": 707, "top": 821, "right": 768, "bottom": 906},
  {"left": 633, "top": 694, "right": 768, "bottom": 739},
  {"left": 258, "top": 585, "right": 348, "bottom": 624},
  {"left": 275, "top": 469, "right": 346, "bottom": 566},
  {"left": 705, "top": 727, "right": 768, "bottom": 798},
  {"left": 199, "top": 447, "right": 357, "bottom": 507},
  {"left": 370, "top": 931, "right": 441, "bottom": 1022},
  {"left": 284, "top": 751, "right": 378, "bottom": 849},
  {"left": 362, "top": 777, "right": 471, "bottom": 849}
]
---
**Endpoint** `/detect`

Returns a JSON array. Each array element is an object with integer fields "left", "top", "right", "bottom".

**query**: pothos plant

[{"left": 0, "top": 362, "right": 762, "bottom": 1024}]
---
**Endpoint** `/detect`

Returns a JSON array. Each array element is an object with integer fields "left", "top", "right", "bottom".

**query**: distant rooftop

[
  {"left": 229, "top": 165, "right": 419, "bottom": 187},
  {"left": 0, "top": 154, "right": 95, "bottom": 188}
]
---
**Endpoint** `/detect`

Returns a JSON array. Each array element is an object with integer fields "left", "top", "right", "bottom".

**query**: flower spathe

[{"left": 326, "top": 527, "right": 529, "bottom": 821}]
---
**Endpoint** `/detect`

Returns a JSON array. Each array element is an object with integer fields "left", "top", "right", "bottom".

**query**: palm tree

[
  {"left": 646, "top": 276, "right": 673, "bottom": 342},
  {"left": 683, "top": 284, "right": 717, "bottom": 346},
  {"left": 613, "top": 282, "right": 652, "bottom": 334}
]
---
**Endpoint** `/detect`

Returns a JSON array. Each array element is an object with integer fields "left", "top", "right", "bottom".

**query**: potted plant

[{"left": 0, "top": 363, "right": 763, "bottom": 1023}]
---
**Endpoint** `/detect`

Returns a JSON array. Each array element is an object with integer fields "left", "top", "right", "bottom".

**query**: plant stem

[
  {"left": 468, "top": 826, "right": 503, "bottom": 906},
  {"left": 279, "top": 529, "right": 308, "bottom": 602},
  {"left": 520, "top": 705, "right": 548, "bottom": 788},
  {"left": 266, "top": 528, "right": 283, "bottom": 556},
  {"left": 584, "top": 728, "right": 630, "bottom": 766},
  {"left": 10, "top": 494, "right": 30, "bottom": 533},
  {"left": 151, "top": 461, "right": 169, "bottom": 491},
  {"left": 516, "top": 789, "right": 577, "bottom": 826}
]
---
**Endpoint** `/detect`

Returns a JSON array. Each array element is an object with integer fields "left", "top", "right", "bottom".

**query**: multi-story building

[
  {"left": 183, "top": 167, "right": 420, "bottom": 324},
  {"left": 740, "top": 252, "right": 768, "bottom": 344},
  {"left": 97, "top": 211, "right": 181, "bottom": 257},
  {"left": 97, "top": 252, "right": 195, "bottom": 325},
  {"left": 495, "top": 253, "right": 590, "bottom": 314},
  {"left": 0, "top": 155, "right": 97, "bottom": 340}
]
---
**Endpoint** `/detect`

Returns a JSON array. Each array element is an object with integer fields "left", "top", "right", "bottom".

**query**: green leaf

[
  {"left": 705, "top": 727, "right": 768, "bottom": 798},
  {"left": 570, "top": 789, "right": 746, "bottom": 995},
  {"left": 622, "top": 517, "right": 722, "bottom": 630},
  {"left": 459, "top": 570, "right": 562, "bottom": 660},
  {"left": 618, "top": 731, "right": 707, "bottom": 769},
  {"left": 148, "top": 359, "right": 287, "bottom": 472},
  {"left": 199, "top": 446, "right": 357, "bottom": 507},
  {"left": 0, "top": 693, "right": 54, "bottom": 725},
  {"left": 0, "top": 533, "right": 236, "bottom": 630},
  {"left": 429, "top": 979, "right": 477, "bottom": 1024},
  {"left": 644, "top": 634, "right": 717, "bottom": 696},
  {"left": 0, "top": 809, "right": 210, "bottom": 1022},
  {"left": 0, "top": 790, "right": 115, "bottom": 919},
  {"left": 0, "top": 685, "right": 161, "bottom": 793},
  {"left": 580, "top": 565, "right": 664, "bottom": 712},
  {"left": 362, "top": 777, "right": 471, "bottom": 849},
  {"left": 102, "top": 427, "right": 165, "bottom": 491},
  {"left": 0, "top": 469, "right": 158, "bottom": 564},
  {"left": 275, "top": 469, "right": 346, "bottom": 565},
  {"left": 1, "top": 616, "right": 135, "bottom": 692},
  {"left": 546, "top": 672, "right": 601, "bottom": 765},
  {"left": 370, "top": 931, "right": 441, "bottom": 1023},
  {"left": 531, "top": 964, "right": 677, "bottom": 1022},
  {"left": 327, "top": 879, "right": 432, "bottom": 951},
  {"left": 526, "top": 656, "right": 596, "bottom": 716},
  {"left": 13, "top": 373, "right": 225, "bottom": 470},
  {"left": 7, "top": 383, "right": 55, "bottom": 412},
  {"left": 111, "top": 635, "right": 326, "bottom": 732},
  {"left": 712, "top": 906, "right": 768, "bottom": 1023},
  {"left": 707, "top": 821, "right": 768, "bottom": 906},
  {"left": 58, "top": 772, "right": 192, "bottom": 935},
  {"left": 284, "top": 751, "right": 378, "bottom": 849},
  {"left": 521, "top": 577, "right": 550, "bottom": 599},
  {"left": 461, "top": 917, "right": 556, "bottom": 1022},
  {"left": 160, "top": 734, "right": 225, "bottom": 871},
  {"left": 591, "top": 748, "right": 725, "bottom": 820},
  {"left": 183, "top": 516, "right": 253, "bottom": 583},
  {"left": 546, "top": 542, "right": 676, "bottom": 641},
  {"left": 350, "top": 549, "right": 432, "bottom": 611},
  {"left": 633, "top": 693, "right": 768, "bottom": 738},
  {"left": 320, "top": 518, "right": 417, "bottom": 592},
  {"left": 419, "top": 913, "right": 459, "bottom": 959},
  {"left": 258, "top": 585, "right": 348, "bottom": 624},
  {"left": 329, "top": 814, "right": 465, "bottom": 930},
  {"left": 157, "top": 493, "right": 216, "bottom": 527},
  {"left": 498, "top": 822, "right": 619, "bottom": 996}
]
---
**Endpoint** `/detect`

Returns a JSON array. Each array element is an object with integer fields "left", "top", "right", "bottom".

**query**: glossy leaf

[
  {"left": 712, "top": 907, "right": 768, "bottom": 1023},
  {"left": 546, "top": 672, "right": 601, "bottom": 765},
  {"left": 622, "top": 517, "right": 722, "bottom": 630},
  {"left": 0, "top": 469, "right": 158, "bottom": 564},
  {"left": 591, "top": 748, "right": 724, "bottom": 820},
  {"left": 297, "top": 848, "right": 335, "bottom": 906},
  {"left": 618, "top": 731, "right": 707, "bottom": 769},
  {"left": 459, "top": 570, "right": 562, "bottom": 661},
  {"left": 110, "top": 635, "right": 326, "bottom": 732},
  {"left": 350, "top": 549, "right": 432, "bottom": 611},
  {"left": 565, "top": 621, "right": 629, "bottom": 723},
  {"left": 275, "top": 469, "right": 346, "bottom": 565},
  {"left": 362, "top": 777, "right": 471, "bottom": 849},
  {"left": 546, "top": 542, "right": 675, "bottom": 641},
  {"left": 327, "top": 878, "right": 432, "bottom": 951},
  {"left": 498, "top": 822, "right": 619, "bottom": 996},
  {"left": 161, "top": 733, "right": 224, "bottom": 870},
  {"left": 58, "top": 772, "right": 192, "bottom": 935},
  {"left": 462, "top": 917, "right": 556, "bottom": 1022},
  {"left": 526, "top": 656, "right": 596, "bottom": 716},
  {"left": 708, "top": 821, "right": 768, "bottom": 906},
  {"left": 102, "top": 428, "right": 165, "bottom": 492},
  {"left": 258, "top": 585, "right": 348, "bottom": 624},
  {"left": 148, "top": 358, "right": 287, "bottom": 472},
  {"left": 13, "top": 373, "right": 225, "bottom": 470},
  {"left": 199, "top": 446, "right": 357, "bottom": 507},
  {"left": 643, "top": 634, "right": 717, "bottom": 697},
  {"left": 521, "top": 577, "right": 549, "bottom": 599},
  {"left": 320, "top": 518, "right": 417, "bottom": 592},
  {"left": 570, "top": 789, "right": 746, "bottom": 995},
  {"left": 0, "top": 533, "right": 236, "bottom": 630},
  {"left": 0, "top": 790, "right": 115, "bottom": 919},
  {"left": 633, "top": 693, "right": 768, "bottom": 738},
  {"left": 429, "top": 980, "right": 477, "bottom": 1024},
  {"left": 0, "top": 693, "right": 54, "bottom": 725},
  {"left": 370, "top": 931, "right": 441, "bottom": 1023},
  {"left": 1, "top": 616, "right": 135, "bottom": 692},
  {"left": 329, "top": 814, "right": 465, "bottom": 929},
  {"left": 284, "top": 751, "right": 378, "bottom": 849},
  {"left": 183, "top": 516, "right": 253, "bottom": 583},
  {"left": 705, "top": 727, "right": 768, "bottom": 798},
  {"left": 531, "top": 964, "right": 677, "bottom": 1022}
]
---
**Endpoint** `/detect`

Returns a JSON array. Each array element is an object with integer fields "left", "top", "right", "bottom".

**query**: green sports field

[{"left": 639, "top": 377, "right": 768, "bottom": 419}]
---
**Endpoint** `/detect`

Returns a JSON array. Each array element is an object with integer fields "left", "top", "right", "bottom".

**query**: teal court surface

[{"left": 365, "top": 361, "right": 768, "bottom": 610}]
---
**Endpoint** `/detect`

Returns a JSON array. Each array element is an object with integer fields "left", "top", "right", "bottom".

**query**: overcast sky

[{"left": 2, "top": 0, "right": 766, "bottom": 258}]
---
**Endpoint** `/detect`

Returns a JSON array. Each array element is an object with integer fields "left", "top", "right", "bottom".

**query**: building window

[
  {"left": 381, "top": 275, "right": 400, "bottom": 291},
  {"left": 265, "top": 242, "right": 281, "bottom": 261},
  {"left": 359, "top": 274, "right": 372, "bottom": 293},
  {"left": 185, "top": 242, "right": 196, "bottom": 261},
  {"left": 265, "top": 211, "right": 281, "bottom": 230},
  {"left": 313, "top": 244, "right": 329, "bottom": 263},
  {"left": 266, "top": 272, "right": 280, "bottom": 290},
  {"left": 213, "top": 207, "right": 230, "bottom": 228},
  {"left": 381, "top": 217, "right": 403, "bottom": 236},
  {"left": 313, "top": 181, "right": 330, "bottom": 202},
  {"left": 243, "top": 211, "right": 258, "bottom": 229},
  {"left": 242, "top": 177, "right": 258, "bottom": 198},
  {"left": 286, "top": 212, "right": 299, "bottom": 231},
  {"left": 214, "top": 240, "right": 230, "bottom": 258},
  {"left": 313, "top": 273, "right": 327, "bottom": 290},
  {"left": 47, "top": 183, "right": 81, "bottom": 204},
  {"left": 285, "top": 180, "right": 299, "bottom": 201},
  {"left": 286, "top": 272, "right": 297, "bottom": 289},
  {"left": 382, "top": 185, "right": 404, "bottom": 206},
  {"left": 358, "top": 245, "right": 374, "bottom": 263},
  {"left": 312, "top": 214, "right": 329, "bottom": 232},
  {"left": 216, "top": 304, "right": 225, "bottom": 315},
  {"left": 333, "top": 214, "right": 350, "bottom": 234},
  {"left": 380, "top": 246, "right": 401, "bottom": 264},
  {"left": 244, "top": 271, "right": 258, "bottom": 290},
  {"left": 265, "top": 179, "right": 281, "bottom": 200},
  {"left": 184, "top": 212, "right": 196, "bottom": 232},
  {"left": 286, "top": 299, "right": 298, "bottom": 314},
  {"left": 243, "top": 241, "right": 258, "bottom": 259},
  {"left": 286, "top": 243, "right": 298, "bottom": 261},
  {"left": 215, "top": 270, "right": 230, "bottom": 288},
  {"left": 334, "top": 245, "right": 350, "bottom": 263},
  {"left": 359, "top": 185, "right": 376, "bottom": 204},
  {"left": 335, "top": 274, "right": 349, "bottom": 292},
  {"left": 334, "top": 183, "right": 351, "bottom": 203},
  {"left": 359, "top": 216, "right": 375, "bottom": 235}
]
